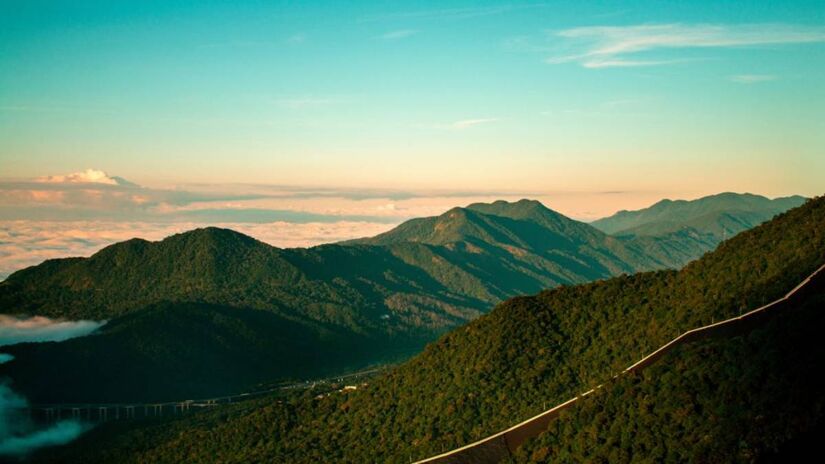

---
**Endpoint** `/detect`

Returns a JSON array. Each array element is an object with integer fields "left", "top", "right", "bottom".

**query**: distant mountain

[
  {"left": 41, "top": 196, "right": 825, "bottom": 463},
  {"left": 350, "top": 199, "right": 599, "bottom": 247},
  {"left": 0, "top": 201, "right": 659, "bottom": 402},
  {"left": 0, "top": 198, "right": 803, "bottom": 403},
  {"left": 592, "top": 192, "right": 806, "bottom": 238},
  {"left": 348, "top": 198, "right": 679, "bottom": 274}
]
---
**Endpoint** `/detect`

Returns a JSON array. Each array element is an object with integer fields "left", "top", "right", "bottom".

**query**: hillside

[
  {"left": 37, "top": 196, "right": 825, "bottom": 463},
  {"left": 0, "top": 302, "right": 416, "bottom": 403},
  {"left": 511, "top": 292, "right": 825, "bottom": 463}
]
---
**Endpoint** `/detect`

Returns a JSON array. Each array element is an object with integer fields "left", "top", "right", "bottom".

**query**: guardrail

[{"left": 414, "top": 263, "right": 825, "bottom": 464}]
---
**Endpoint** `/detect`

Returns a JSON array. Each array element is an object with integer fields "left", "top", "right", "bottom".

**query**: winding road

[{"left": 413, "top": 263, "right": 825, "bottom": 464}]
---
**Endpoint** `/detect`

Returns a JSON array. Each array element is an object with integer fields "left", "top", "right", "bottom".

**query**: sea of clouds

[{"left": 0, "top": 170, "right": 665, "bottom": 280}]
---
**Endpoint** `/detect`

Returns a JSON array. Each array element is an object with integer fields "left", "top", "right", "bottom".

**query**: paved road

[{"left": 414, "top": 263, "right": 825, "bottom": 464}]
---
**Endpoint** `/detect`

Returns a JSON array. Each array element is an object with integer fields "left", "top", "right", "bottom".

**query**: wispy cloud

[
  {"left": 447, "top": 118, "right": 500, "bottom": 130},
  {"left": 729, "top": 74, "right": 777, "bottom": 84},
  {"left": 546, "top": 23, "right": 825, "bottom": 68},
  {"left": 379, "top": 29, "right": 418, "bottom": 40}
]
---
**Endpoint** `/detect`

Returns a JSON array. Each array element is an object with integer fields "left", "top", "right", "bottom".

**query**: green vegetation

[
  {"left": 510, "top": 293, "right": 825, "bottom": 463},
  {"left": 1, "top": 302, "right": 418, "bottom": 403},
  {"left": 592, "top": 192, "right": 805, "bottom": 237},
  {"left": 2, "top": 198, "right": 758, "bottom": 403},
  {"left": 34, "top": 196, "right": 825, "bottom": 463}
]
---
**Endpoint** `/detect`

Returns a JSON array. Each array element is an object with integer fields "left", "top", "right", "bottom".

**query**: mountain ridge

[
  {"left": 592, "top": 192, "right": 806, "bottom": 236},
  {"left": 0, "top": 195, "right": 808, "bottom": 403},
  {"left": 35, "top": 195, "right": 825, "bottom": 463}
]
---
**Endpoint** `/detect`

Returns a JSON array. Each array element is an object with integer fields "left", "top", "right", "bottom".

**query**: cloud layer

[
  {"left": 0, "top": 220, "right": 397, "bottom": 280},
  {"left": 0, "top": 169, "right": 681, "bottom": 279}
]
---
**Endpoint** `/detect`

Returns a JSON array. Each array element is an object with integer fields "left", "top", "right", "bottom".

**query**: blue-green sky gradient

[{"left": 2, "top": 0, "right": 824, "bottom": 195}]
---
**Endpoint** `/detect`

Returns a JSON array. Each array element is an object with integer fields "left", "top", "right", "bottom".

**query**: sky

[{"left": 1, "top": 0, "right": 824, "bottom": 278}]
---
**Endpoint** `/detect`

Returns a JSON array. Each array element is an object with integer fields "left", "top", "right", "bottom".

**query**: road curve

[{"left": 414, "top": 263, "right": 825, "bottom": 464}]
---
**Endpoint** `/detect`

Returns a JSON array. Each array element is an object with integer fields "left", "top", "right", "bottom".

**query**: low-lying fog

[{"left": 0, "top": 315, "right": 106, "bottom": 457}]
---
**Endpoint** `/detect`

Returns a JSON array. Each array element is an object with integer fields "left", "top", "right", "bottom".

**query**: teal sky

[{"left": 1, "top": 0, "right": 825, "bottom": 196}]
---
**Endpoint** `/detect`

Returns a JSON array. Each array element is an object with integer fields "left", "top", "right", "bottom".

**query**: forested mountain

[
  {"left": 592, "top": 192, "right": 805, "bottom": 237},
  {"left": 0, "top": 201, "right": 654, "bottom": 403},
  {"left": 36, "top": 196, "right": 825, "bottom": 463},
  {"left": 0, "top": 198, "right": 806, "bottom": 403}
]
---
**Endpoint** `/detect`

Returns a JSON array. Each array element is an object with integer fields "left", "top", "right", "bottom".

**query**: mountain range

[
  {"left": 592, "top": 192, "right": 805, "bottom": 238},
  {"left": 0, "top": 193, "right": 806, "bottom": 403},
  {"left": 34, "top": 194, "right": 825, "bottom": 463}
]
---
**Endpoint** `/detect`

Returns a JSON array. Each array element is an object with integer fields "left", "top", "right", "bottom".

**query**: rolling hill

[{"left": 34, "top": 195, "right": 825, "bottom": 463}]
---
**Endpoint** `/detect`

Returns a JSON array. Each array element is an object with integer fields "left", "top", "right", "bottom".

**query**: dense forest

[
  {"left": 35, "top": 196, "right": 825, "bottom": 462},
  {"left": 1, "top": 302, "right": 419, "bottom": 403},
  {"left": 510, "top": 293, "right": 825, "bottom": 463},
  {"left": 1, "top": 198, "right": 755, "bottom": 403}
]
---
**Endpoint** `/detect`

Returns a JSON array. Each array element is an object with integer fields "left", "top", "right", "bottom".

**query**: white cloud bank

[
  {"left": 0, "top": 385, "right": 91, "bottom": 456},
  {"left": 0, "top": 316, "right": 106, "bottom": 347},
  {"left": 0, "top": 220, "right": 398, "bottom": 280},
  {"left": 546, "top": 23, "right": 825, "bottom": 68}
]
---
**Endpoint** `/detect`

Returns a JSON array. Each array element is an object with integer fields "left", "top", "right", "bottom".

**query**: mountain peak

[
  {"left": 167, "top": 227, "right": 265, "bottom": 248},
  {"left": 466, "top": 199, "right": 557, "bottom": 219},
  {"left": 344, "top": 198, "right": 607, "bottom": 251}
]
